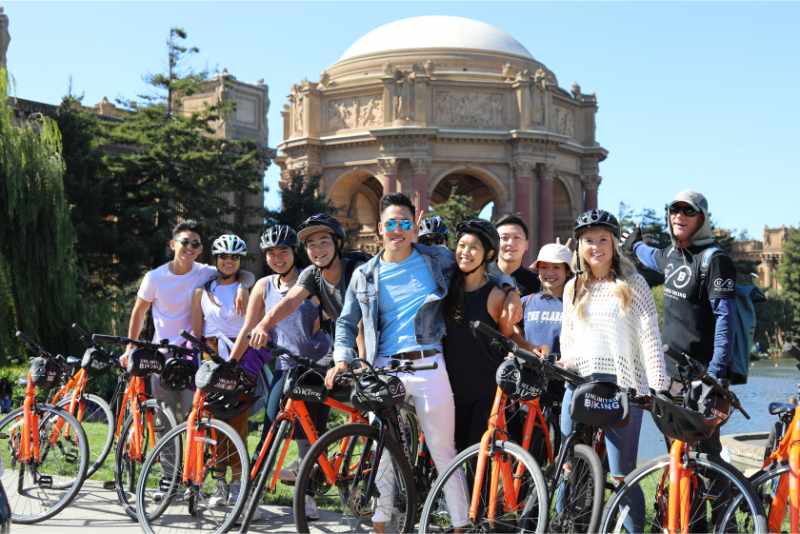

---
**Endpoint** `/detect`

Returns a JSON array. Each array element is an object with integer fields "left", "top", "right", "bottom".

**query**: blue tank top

[{"left": 263, "top": 274, "right": 331, "bottom": 370}]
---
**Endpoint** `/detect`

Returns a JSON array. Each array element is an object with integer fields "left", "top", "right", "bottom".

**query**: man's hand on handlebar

[{"left": 325, "top": 361, "right": 349, "bottom": 390}]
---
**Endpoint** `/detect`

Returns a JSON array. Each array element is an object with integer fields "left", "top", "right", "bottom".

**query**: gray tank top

[{"left": 263, "top": 274, "right": 331, "bottom": 370}]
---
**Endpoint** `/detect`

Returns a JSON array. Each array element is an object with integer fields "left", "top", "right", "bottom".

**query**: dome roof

[{"left": 338, "top": 16, "right": 533, "bottom": 62}]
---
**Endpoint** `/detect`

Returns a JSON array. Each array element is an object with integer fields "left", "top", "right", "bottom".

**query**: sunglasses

[
  {"left": 176, "top": 238, "right": 202, "bottom": 249},
  {"left": 384, "top": 219, "right": 413, "bottom": 232},
  {"left": 216, "top": 253, "right": 241, "bottom": 261},
  {"left": 668, "top": 205, "right": 699, "bottom": 217}
]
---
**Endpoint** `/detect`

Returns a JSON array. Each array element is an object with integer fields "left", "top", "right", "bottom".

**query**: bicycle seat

[{"left": 769, "top": 401, "right": 795, "bottom": 416}]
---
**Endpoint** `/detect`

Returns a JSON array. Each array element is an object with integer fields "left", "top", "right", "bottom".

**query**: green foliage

[
  {"left": 0, "top": 69, "right": 80, "bottom": 360},
  {"left": 777, "top": 227, "right": 800, "bottom": 333},
  {"left": 428, "top": 186, "right": 479, "bottom": 249},
  {"left": 617, "top": 202, "right": 670, "bottom": 248},
  {"left": 267, "top": 174, "right": 335, "bottom": 230}
]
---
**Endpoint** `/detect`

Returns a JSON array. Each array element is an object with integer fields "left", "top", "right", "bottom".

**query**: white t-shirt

[
  {"left": 201, "top": 281, "right": 245, "bottom": 339},
  {"left": 137, "top": 262, "right": 217, "bottom": 345}
]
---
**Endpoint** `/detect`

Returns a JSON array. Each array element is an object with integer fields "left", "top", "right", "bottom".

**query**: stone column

[
  {"left": 538, "top": 165, "right": 556, "bottom": 245},
  {"left": 376, "top": 157, "right": 398, "bottom": 195},
  {"left": 582, "top": 174, "right": 602, "bottom": 211},
  {"left": 410, "top": 158, "right": 432, "bottom": 212},
  {"left": 512, "top": 158, "right": 535, "bottom": 256}
]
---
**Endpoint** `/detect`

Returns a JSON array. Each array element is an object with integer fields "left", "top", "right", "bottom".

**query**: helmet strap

[{"left": 320, "top": 244, "right": 341, "bottom": 271}]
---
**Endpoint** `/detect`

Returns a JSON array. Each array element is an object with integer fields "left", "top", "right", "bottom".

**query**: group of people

[{"left": 121, "top": 188, "right": 737, "bottom": 530}]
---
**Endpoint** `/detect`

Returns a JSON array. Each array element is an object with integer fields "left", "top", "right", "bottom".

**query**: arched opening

[
  {"left": 329, "top": 171, "right": 382, "bottom": 253},
  {"left": 553, "top": 178, "right": 573, "bottom": 244},
  {"left": 431, "top": 173, "right": 497, "bottom": 213}
]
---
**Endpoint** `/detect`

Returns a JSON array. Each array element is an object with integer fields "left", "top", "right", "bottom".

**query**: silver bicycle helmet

[{"left": 211, "top": 234, "right": 248, "bottom": 256}]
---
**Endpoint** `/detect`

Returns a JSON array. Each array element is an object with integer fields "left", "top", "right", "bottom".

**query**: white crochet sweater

[{"left": 560, "top": 273, "right": 669, "bottom": 395}]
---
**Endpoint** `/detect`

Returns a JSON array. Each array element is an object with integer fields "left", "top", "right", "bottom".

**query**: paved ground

[{"left": 13, "top": 480, "right": 356, "bottom": 533}]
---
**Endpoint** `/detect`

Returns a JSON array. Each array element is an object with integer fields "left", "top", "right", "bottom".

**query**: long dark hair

[{"left": 444, "top": 234, "right": 493, "bottom": 324}]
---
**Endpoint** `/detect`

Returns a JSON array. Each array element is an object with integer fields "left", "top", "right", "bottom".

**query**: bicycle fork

[{"left": 667, "top": 440, "right": 691, "bottom": 534}]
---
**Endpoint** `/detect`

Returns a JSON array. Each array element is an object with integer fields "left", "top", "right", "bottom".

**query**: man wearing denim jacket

[{"left": 325, "top": 193, "right": 520, "bottom": 533}]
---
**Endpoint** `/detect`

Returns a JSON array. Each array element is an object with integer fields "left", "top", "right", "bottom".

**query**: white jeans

[{"left": 372, "top": 354, "right": 468, "bottom": 526}]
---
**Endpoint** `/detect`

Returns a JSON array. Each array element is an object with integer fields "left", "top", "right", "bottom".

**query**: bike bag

[
  {"left": 569, "top": 380, "right": 629, "bottom": 427},
  {"left": 127, "top": 347, "right": 165, "bottom": 377}
]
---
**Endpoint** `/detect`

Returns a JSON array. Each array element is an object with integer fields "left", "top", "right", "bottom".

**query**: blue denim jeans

[{"left": 559, "top": 383, "right": 645, "bottom": 532}]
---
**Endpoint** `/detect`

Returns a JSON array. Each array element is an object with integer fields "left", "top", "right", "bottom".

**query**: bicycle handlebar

[
  {"left": 92, "top": 334, "right": 196, "bottom": 356},
  {"left": 16, "top": 331, "right": 53, "bottom": 359},
  {"left": 179, "top": 330, "right": 227, "bottom": 365},
  {"left": 470, "top": 321, "right": 585, "bottom": 386}
]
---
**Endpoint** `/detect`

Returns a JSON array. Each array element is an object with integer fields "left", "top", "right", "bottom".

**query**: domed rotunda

[{"left": 277, "top": 16, "right": 607, "bottom": 255}]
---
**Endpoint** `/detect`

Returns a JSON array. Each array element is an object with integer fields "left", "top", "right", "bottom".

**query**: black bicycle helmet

[
  {"left": 456, "top": 218, "right": 500, "bottom": 262},
  {"left": 495, "top": 358, "right": 544, "bottom": 401},
  {"left": 195, "top": 360, "right": 256, "bottom": 419},
  {"left": 419, "top": 216, "right": 449, "bottom": 239},
  {"left": 574, "top": 209, "right": 620, "bottom": 238},
  {"left": 650, "top": 392, "right": 727, "bottom": 444},
  {"left": 260, "top": 224, "right": 298, "bottom": 251},
  {"left": 351, "top": 374, "right": 406, "bottom": 412},
  {"left": 161, "top": 356, "right": 197, "bottom": 391},
  {"left": 297, "top": 213, "right": 346, "bottom": 245}
]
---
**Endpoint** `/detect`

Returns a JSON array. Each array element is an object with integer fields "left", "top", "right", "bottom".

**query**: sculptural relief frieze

[
  {"left": 555, "top": 107, "right": 575, "bottom": 138},
  {"left": 326, "top": 95, "right": 383, "bottom": 131},
  {"left": 433, "top": 90, "right": 505, "bottom": 129}
]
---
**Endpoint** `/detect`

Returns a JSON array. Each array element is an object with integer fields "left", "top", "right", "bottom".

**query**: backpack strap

[{"left": 696, "top": 245, "right": 722, "bottom": 300}]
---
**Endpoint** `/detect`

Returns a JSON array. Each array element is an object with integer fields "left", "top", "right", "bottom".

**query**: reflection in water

[{"left": 637, "top": 357, "right": 799, "bottom": 462}]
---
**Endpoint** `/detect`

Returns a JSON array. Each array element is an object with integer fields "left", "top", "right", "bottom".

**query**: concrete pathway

[{"left": 13, "top": 480, "right": 357, "bottom": 533}]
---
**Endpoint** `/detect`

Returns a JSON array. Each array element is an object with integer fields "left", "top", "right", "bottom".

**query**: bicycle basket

[
  {"left": 29, "top": 356, "right": 66, "bottom": 390},
  {"left": 196, "top": 360, "right": 256, "bottom": 419},
  {"left": 496, "top": 358, "right": 544, "bottom": 401},
  {"left": 127, "top": 347, "right": 165, "bottom": 376},
  {"left": 81, "top": 347, "right": 112, "bottom": 374},
  {"left": 161, "top": 356, "right": 196, "bottom": 391},
  {"left": 289, "top": 368, "right": 329, "bottom": 403},
  {"left": 650, "top": 392, "right": 720, "bottom": 444},
  {"left": 569, "top": 380, "right": 629, "bottom": 427},
  {"left": 351, "top": 374, "right": 406, "bottom": 411}
]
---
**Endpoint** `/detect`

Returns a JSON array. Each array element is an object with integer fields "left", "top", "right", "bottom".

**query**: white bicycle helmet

[{"left": 211, "top": 234, "right": 248, "bottom": 256}]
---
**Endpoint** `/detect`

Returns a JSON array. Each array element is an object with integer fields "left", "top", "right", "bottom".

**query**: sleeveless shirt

[{"left": 200, "top": 281, "right": 245, "bottom": 339}]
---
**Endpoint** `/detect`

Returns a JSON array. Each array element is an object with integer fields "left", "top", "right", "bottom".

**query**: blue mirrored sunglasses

[{"left": 384, "top": 219, "right": 413, "bottom": 232}]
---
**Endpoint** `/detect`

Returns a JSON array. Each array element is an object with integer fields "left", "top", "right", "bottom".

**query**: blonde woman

[{"left": 559, "top": 209, "right": 669, "bottom": 532}]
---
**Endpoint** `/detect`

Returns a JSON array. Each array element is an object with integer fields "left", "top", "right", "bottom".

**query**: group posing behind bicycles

[{"left": 1, "top": 189, "right": 792, "bottom": 533}]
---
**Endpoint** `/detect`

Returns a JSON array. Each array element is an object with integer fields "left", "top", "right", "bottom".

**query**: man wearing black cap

[{"left": 494, "top": 214, "right": 541, "bottom": 296}]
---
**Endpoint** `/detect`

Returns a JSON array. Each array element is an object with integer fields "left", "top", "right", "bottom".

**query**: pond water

[{"left": 637, "top": 357, "right": 800, "bottom": 462}]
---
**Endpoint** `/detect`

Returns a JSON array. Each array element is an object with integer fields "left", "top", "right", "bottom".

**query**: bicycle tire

[
  {"left": 53, "top": 393, "right": 114, "bottom": 480},
  {"left": 136, "top": 418, "right": 250, "bottom": 534},
  {"left": 548, "top": 443, "right": 604, "bottom": 534},
  {"left": 114, "top": 399, "right": 175, "bottom": 520},
  {"left": 0, "top": 404, "right": 89, "bottom": 524},
  {"left": 294, "top": 422, "right": 416, "bottom": 533},
  {"left": 738, "top": 461, "right": 791, "bottom": 533},
  {"left": 600, "top": 451, "right": 767, "bottom": 534},
  {"left": 236, "top": 418, "right": 292, "bottom": 533},
  {"left": 418, "top": 439, "right": 548, "bottom": 534}
]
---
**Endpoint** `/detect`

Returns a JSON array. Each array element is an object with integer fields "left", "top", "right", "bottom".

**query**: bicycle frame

[
  {"left": 20, "top": 372, "right": 41, "bottom": 464},
  {"left": 762, "top": 402, "right": 800, "bottom": 533},
  {"left": 117, "top": 375, "right": 157, "bottom": 462},
  {"left": 666, "top": 438, "right": 694, "bottom": 534},
  {"left": 470, "top": 386, "right": 553, "bottom": 527}
]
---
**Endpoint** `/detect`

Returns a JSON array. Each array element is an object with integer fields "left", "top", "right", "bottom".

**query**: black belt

[{"left": 388, "top": 349, "right": 439, "bottom": 361}]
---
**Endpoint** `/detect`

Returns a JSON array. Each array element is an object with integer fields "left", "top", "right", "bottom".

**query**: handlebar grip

[
  {"left": 92, "top": 333, "right": 128, "bottom": 345},
  {"left": 71, "top": 323, "right": 91, "bottom": 338},
  {"left": 179, "top": 330, "right": 224, "bottom": 363},
  {"left": 16, "top": 331, "right": 48, "bottom": 355},
  {"left": 409, "top": 362, "right": 438, "bottom": 372}
]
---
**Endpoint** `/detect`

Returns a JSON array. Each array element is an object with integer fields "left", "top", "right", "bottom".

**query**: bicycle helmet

[
  {"left": 574, "top": 209, "right": 620, "bottom": 238},
  {"left": 161, "top": 356, "right": 197, "bottom": 391},
  {"left": 495, "top": 358, "right": 544, "bottom": 401},
  {"left": 650, "top": 392, "right": 726, "bottom": 444},
  {"left": 687, "top": 381, "right": 732, "bottom": 427},
  {"left": 259, "top": 224, "right": 298, "bottom": 251},
  {"left": 297, "top": 213, "right": 346, "bottom": 245},
  {"left": 29, "top": 355, "right": 67, "bottom": 390},
  {"left": 211, "top": 234, "right": 247, "bottom": 256},
  {"left": 418, "top": 215, "right": 449, "bottom": 245},
  {"left": 351, "top": 374, "right": 406, "bottom": 412},
  {"left": 288, "top": 368, "right": 329, "bottom": 403},
  {"left": 195, "top": 360, "right": 256, "bottom": 419},
  {"left": 81, "top": 346, "right": 112, "bottom": 374},
  {"left": 456, "top": 218, "right": 500, "bottom": 263}
]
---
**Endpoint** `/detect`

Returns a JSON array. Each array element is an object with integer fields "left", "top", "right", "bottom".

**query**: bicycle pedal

[
  {"left": 159, "top": 477, "right": 174, "bottom": 493},
  {"left": 64, "top": 450, "right": 79, "bottom": 464},
  {"left": 102, "top": 480, "right": 116, "bottom": 490},
  {"left": 37, "top": 475, "right": 53, "bottom": 488}
]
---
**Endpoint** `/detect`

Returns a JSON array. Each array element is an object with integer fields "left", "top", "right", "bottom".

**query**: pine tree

[
  {"left": 428, "top": 186, "right": 479, "bottom": 249},
  {"left": 0, "top": 69, "right": 79, "bottom": 359},
  {"left": 268, "top": 174, "right": 335, "bottom": 229},
  {"left": 777, "top": 227, "right": 800, "bottom": 333}
]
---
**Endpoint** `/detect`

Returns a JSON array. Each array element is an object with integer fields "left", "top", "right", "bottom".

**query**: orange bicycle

[
  {"left": 91, "top": 333, "right": 184, "bottom": 519},
  {"left": 0, "top": 331, "right": 89, "bottom": 524},
  {"left": 743, "top": 346, "right": 800, "bottom": 533},
  {"left": 600, "top": 348, "right": 767, "bottom": 534}
]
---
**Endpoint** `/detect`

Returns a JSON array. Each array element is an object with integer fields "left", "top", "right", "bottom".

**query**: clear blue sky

[{"left": 5, "top": 1, "right": 798, "bottom": 239}]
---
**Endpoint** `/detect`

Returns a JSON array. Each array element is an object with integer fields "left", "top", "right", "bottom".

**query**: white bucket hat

[{"left": 533, "top": 240, "right": 572, "bottom": 270}]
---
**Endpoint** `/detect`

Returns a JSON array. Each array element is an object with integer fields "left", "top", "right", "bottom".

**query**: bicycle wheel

[
  {"left": 0, "top": 404, "right": 89, "bottom": 524},
  {"left": 736, "top": 462, "right": 791, "bottom": 533},
  {"left": 136, "top": 418, "right": 249, "bottom": 534},
  {"left": 548, "top": 443, "right": 604, "bottom": 534},
  {"left": 294, "top": 423, "right": 415, "bottom": 533},
  {"left": 53, "top": 393, "right": 114, "bottom": 480},
  {"left": 418, "top": 439, "right": 548, "bottom": 534},
  {"left": 236, "top": 418, "right": 293, "bottom": 533},
  {"left": 115, "top": 399, "right": 175, "bottom": 519},
  {"left": 600, "top": 452, "right": 767, "bottom": 534}
]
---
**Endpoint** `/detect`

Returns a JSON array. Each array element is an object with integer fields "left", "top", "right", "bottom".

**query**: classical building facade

[
  {"left": 277, "top": 16, "right": 607, "bottom": 255},
  {"left": 730, "top": 226, "right": 790, "bottom": 291}
]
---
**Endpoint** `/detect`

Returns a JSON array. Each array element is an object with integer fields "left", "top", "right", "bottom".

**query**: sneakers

[
  {"left": 207, "top": 479, "right": 229, "bottom": 508},
  {"left": 279, "top": 459, "right": 299, "bottom": 483},
  {"left": 305, "top": 495, "right": 320, "bottom": 521}
]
